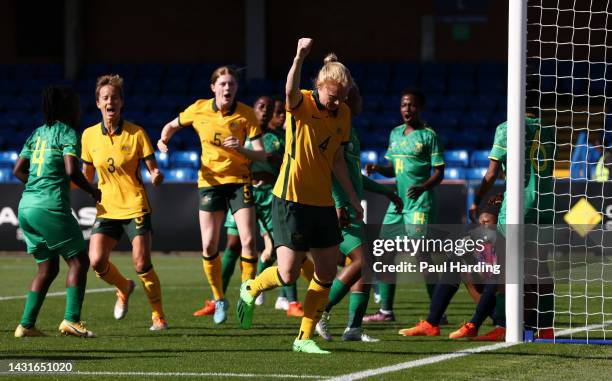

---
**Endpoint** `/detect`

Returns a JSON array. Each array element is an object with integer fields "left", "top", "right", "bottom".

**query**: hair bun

[{"left": 324, "top": 53, "right": 338, "bottom": 65}]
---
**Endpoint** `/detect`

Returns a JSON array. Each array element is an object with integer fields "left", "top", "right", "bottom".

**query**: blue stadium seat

[
  {"left": 360, "top": 150, "right": 378, "bottom": 164},
  {"left": 132, "top": 78, "right": 160, "bottom": 95},
  {"left": 421, "top": 62, "right": 447, "bottom": 79},
  {"left": 0, "top": 168, "right": 19, "bottom": 183},
  {"left": 448, "top": 77, "right": 476, "bottom": 95},
  {"left": 0, "top": 80, "right": 19, "bottom": 95},
  {"left": 136, "top": 64, "right": 165, "bottom": 79},
  {"left": 442, "top": 95, "right": 468, "bottom": 112},
  {"left": 165, "top": 168, "right": 197, "bottom": 182},
  {"left": 420, "top": 77, "right": 446, "bottom": 95},
  {"left": 167, "top": 63, "right": 194, "bottom": 79},
  {"left": 443, "top": 150, "right": 469, "bottom": 167},
  {"left": 471, "top": 150, "right": 491, "bottom": 167},
  {"left": 155, "top": 151, "right": 169, "bottom": 169},
  {"left": 162, "top": 77, "right": 190, "bottom": 95},
  {"left": 466, "top": 167, "right": 488, "bottom": 180},
  {"left": 38, "top": 64, "right": 63, "bottom": 80},
  {"left": 171, "top": 151, "right": 200, "bottom": 169},
  {"left": 361, "top": 78, "right": 388, "bottom": 95},
  {"left": 0, "top": 151, "right": 18, "bottom": 168},
  {"left": 444, "top": 167, "right": 465, "bottom": 180},
  {"left": 460, "top": 112, "right": 490, "bottom": 130}
]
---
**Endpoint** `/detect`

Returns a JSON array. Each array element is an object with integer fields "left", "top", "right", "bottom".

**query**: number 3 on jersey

[
  {"left": 32, "top": 137, "right": 47, "bottom": 176},
  {"left": 107, "top": 157, "right": 116, "bottom": 173}
]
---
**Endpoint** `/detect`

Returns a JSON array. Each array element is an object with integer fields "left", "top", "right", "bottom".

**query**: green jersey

[
  {"left": 18, "top": 122, "right": 80, "bottom": 212},
  {"left": 488, "top": 117, "right": 554, "bottom": 224},
  {"left": 332, "top": 127, "right": 391, "bottom": 209},
  {"left": 246, "top": 128, "right": 284, "bottom": 175},
  {"left": 384, "top": 124, "right": 445, "bottom": 212}
]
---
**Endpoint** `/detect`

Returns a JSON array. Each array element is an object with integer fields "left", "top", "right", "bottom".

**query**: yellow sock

[
  {"left": 298, "top": 276, "right": 331, "bottom": 340},
  {"left": 138, "top": 266, "right": 164, "bottom": 319},
  {"left": 240, "top": 256, "right": 258, "bottom": 282},
  {"left": 203, "top": 253, "right": 224, "bottom": 300},
  {"left": 344, "top": 256, "right": 353, "bottom": 267},
  {"left": 248, "top": 266, "right": 283, "bottom": 297},
  {"left": 96, "top": 262, "right": 130, "bottom": 294},
  {"left": 300, "top": 258, "right": 314, "bottom": 282}
]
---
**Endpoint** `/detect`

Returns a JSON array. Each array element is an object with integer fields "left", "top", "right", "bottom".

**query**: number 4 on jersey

[{"left": 32, "top": 137, "right": 46, "bottom": 176}]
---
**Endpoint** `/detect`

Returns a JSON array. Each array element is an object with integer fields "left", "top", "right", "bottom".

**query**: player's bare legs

[{"left": 198, "top": 210, "right": 228, "bottom": 323}]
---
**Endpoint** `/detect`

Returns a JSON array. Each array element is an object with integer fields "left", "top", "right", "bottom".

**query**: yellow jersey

[
  {"left": 273, "top": 90, "right": 351, "bottom": 206},
  {"left": 81, "top": 120, "right": 154, "bottom": 219},
  {"left": 178, "top": 99, "right": 261, "bottom": 188}
]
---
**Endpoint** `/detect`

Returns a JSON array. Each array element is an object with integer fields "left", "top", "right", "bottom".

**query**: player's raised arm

[{"left": 286, "top": 38, "right": 312, "bottom": 109}]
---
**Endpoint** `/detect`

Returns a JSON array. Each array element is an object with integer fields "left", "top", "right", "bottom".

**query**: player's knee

[
  {"left": 227, "top": 235, "right": 242, "bottom": 252},
  {"left": 39, "top": 263, "right": 60, "bottom": 281},
  {"left": 314, "top": 268, "right": 336, "bottom": 284},
  {"left": 278, "top": 267, "right": 300, "bottom": 284},
  {"left": 90, "top": 255, "right": 107, "bottom": 273}
]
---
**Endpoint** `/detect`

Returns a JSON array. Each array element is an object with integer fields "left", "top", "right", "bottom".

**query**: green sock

[
  {"left": 221, "top": 248, "right": 240, "bottom": 293},
  {"left": 257, "top": 259, "right": 271, "bottom": 275},
  {"left": 325, "top": 278, "right": 351, "bottom": 312},
  {"left": 64, "top": 286, "right": 85, "bottom": 323},
  {"left": 279, "top": 287, "right": 287, "bottom": 298},
  {"left": 426, "top": 283, "right": 437, "bottom": 301},
  {"left": 283, "top": 283, "right": 298, "bottom": 302},
  {"left": 495, "top": 293, "right": 506, "bottom": 327},
  {"left": 379, "top": 282, "right": 396, "bottom": 312},
  {"left": 347, "top": 291, "right": 369, "bottom": 328},
  {"left": 20, "top": 291, "right": 45, "bottom": 328}
]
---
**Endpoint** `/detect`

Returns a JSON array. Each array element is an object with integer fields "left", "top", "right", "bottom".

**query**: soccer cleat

[
  {"left": 471, "top": 326, "right": 506, "bottom": 341},
  {"left": 342, "top": 327, "right": 380, "bottom": 342},
  {"left": 213, "top": 298, "right": 229, "bottom": 324},
  {"left": 149, "top": 316, "right": 168, "bottom": 331},
  {"left": 255, "top": 293, "right": 265, "bottom": 306},
  {"left": 14, "top": 324, "right": 46, "bottom": 338},
  {"left": 537, "top": 328, "right": 554, "bottom": 339},
  {"left": 398, "top": 320, "right": 440, "bottom": 337},
  {"left": 58, "top": 320, "right": 96, "bottom": 338},
  {"left": 275, "top": 296, "right": 289, "bottom": 311},
  {"left": 236, "top": 280, "right": 255, "bottom": 329},
  {"left": 363, "top": 310, "right": 395, "bottom": 323},
  {"left": 315, "top": 311, "right": 332, "bottom": 341},
  {"left": 114, "top": 279, "right": 136, "bottom": 320},
  {"left": 286, "top": 302, "right": 304, "bottom": 317},
  {"left": 449, "top": 322, "right": 478, "bottom": 339},
  {"left": 292, "top": 339, "right": 330, "bottom": 354},
  {"left": 193, "top": 299, "right": 216, "bottom": 316}
]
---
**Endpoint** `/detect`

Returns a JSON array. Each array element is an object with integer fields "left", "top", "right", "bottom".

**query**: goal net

[{"left": 525, "top": 0, "right": 612, "bottom": 344}]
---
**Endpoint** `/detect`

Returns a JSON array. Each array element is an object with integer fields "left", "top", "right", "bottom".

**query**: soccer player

[
  {"left": 397, "top": 195, "right": 502, "bottom": 338},
  {"left": 158, "top": 66, "right": 266, "bottom": 324},
  {"left": 467, "top": 94, "right": 555, "bottom": 341},
  {"left": 14, "top": 86, "right": 100, "bottom": 338},
  {"left": 363, "top": 89, "right": 445, "bottom": 322},
  {"left": 236, "top": 38, "right": 363, "bottom": 354},
  {"left": 316, "top": 84, "right": 404, "bottom": 342},
  {"left": 82, "top": 75, "right": 168, "bottom": 331}
]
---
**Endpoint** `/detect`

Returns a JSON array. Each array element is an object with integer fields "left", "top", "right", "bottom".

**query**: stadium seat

[
  {"left": 166, "top": 63, "right": 194, "bottom": 79},
  {"left": 466, "top": 167, "right": 488, "bottom": 180},
  {"left": 171, "top": 151, "right": 200, "bottom": 169},
  {"left": 155, "top": 151, "right": 169, "bottom": 169},
  {"left": 0, "top": 168, "right": 19, "bottom": 183},
  {"left": 360, "top": 150, "right": 378, "bottom": 164},
  {"left": 471, "top": 150, "right": 491, "bottom": 167},
  {"left": 443, "top": 150, "right": 469, "bottom": 167},
  {"left": 165, "top": 168, "right": 197, "bottom": 182},
  {"left": 444, "top": 167, "right": 465, "bottom": 180},
  {"left": 0, "top": 151, "right": 18, "bottom": 169}
]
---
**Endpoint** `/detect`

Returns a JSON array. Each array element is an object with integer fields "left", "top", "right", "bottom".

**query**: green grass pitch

[{"left": 1, "top": 254, "right": 611, "bottom": 380}]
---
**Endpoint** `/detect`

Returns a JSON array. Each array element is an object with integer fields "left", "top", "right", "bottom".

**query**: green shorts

[
  {"left": 199, "top": 183, "right": 253, "bottom": 213},
  {"left": 272, "top": 196, "right": 342, "bottom": 251},
  {"left": 224, "top": 184, "right": 274, "bottom": 236},
  {"left": 92, "top": 213, "right": 152, "bottom": 242},
  {"left": 18, "top": 208, "right": 85, "bottom": 263},
  {"left": 339, "top": 207, "right": 366, "bottom": 256},
  {"left": 380, "top": 210, "right": 433, "bottom": 239}
]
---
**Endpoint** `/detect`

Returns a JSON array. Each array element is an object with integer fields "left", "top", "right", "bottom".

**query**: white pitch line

[
  {"left": 325, "top": 342, "right": 517, "bottom": 381},
  {"left": 555, "top": 320, "right": 612, "bottom": 336},
  {"left": 0, "top": 288, "right": 115, "bottom": 301},
  {"left": 328, "top": 318, "right": 612, "bottom": 381},
  {"left": 0, "top": 371, "right": 326, "bottom": 379}
]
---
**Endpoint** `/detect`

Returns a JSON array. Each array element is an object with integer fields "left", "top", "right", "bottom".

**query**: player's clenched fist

[{"left": 296, "top": 38, "right": 313, "bottom": 59}]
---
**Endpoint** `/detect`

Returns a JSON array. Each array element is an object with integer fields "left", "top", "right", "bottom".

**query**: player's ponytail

[{"left": 315, "top": 53, "right": 353, "bottom": 90}]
